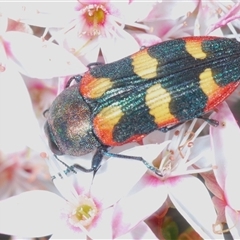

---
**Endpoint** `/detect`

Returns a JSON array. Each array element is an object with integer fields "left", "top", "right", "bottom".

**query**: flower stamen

[{"left": 68, "top": 195, "right": 98, "bottom": 228}]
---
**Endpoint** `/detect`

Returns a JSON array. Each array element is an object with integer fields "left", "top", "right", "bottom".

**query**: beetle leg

[
  {"left": 42, "top": 108, "right": 49, "bottom": 117},
  {"left": 198, "top": 116, "right": 219, "bottom": 127},
  {"left": 159, "top": 122, "right": 185, "bottom": 133},
  {"left": 54, "top": 155, "right": 77, "bottom": 174},
  {"left": 65, "top": 75, "right": 82, "bottom": 88},
  {"left": 103, "top": 151, "right": 163, "bottom": 177},
  {"left": 71, "top": 147, "right": 105, "bottom": 173},
  {"left": 87, "top": 62, "right": 104, "bottom": 68}
]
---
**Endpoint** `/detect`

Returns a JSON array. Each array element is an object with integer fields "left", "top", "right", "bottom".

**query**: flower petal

[
  {"left": 146, "top": 1, "right": 198, "bottom": 20},
  {"left": 212, "top": 196, "right": 226, "bottom": 223},
  {"left": 194, "top": 2, "right": 224, "bottom": 36},
  {"left": 210, "top": 102, "right": 240, "bottom": 209},
  {"left": 190, "top": 135, "right": 213, "bottom": 169},
  {"left": 1, "top": 2, "right": 76, "bottom": 28},
  {"left": 51, "top": 228, "right": 86, "bottom": 240},
  {"left": 90, "top": 207, "right": 113, "bottom": 239},
  {"left": 205, "top": 3, "right": 240, "bottom": 36},
  {"left": 0, "top": 13, "right": 8, "bottom": 33},
  {"left": 0, "top": 190, "right": 65, "bottom": 238},
  {"left": 99, "top": 29, "right": 139, "bottom": 63},
  {"left": 0, "top": 64, "right": 46, "bottom": 153},
  {"left": 4, "top": 31, "right": 87, "bottom": 78},
  {"left": 225, "top": 174, "right": 240, "bottom": 210},
  {"left": 169, "top": 175, "right": 223, "bottom": 239},
  {"left": 117, "top": 221, "right": 157, "bottom": 239},
  {"left": 201, "top": 172, "right": 224, "bottom": 201},
  {"left": 127, "top": 31, "right": 162, "bottom": 47},
  {"left": 112, "top": 174, "right": 168, "bottom": 238},
  {"left": 91, "top": 143, "right": 169, "bottom": 208},
  {"left": 113, "top": 2, "right": 156, "bottom": 23},
  {"left": 59, "top": 31, "right": 100, "bottom": 64}
]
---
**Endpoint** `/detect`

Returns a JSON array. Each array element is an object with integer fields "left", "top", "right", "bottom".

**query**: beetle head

[{"left": 44, "top": 85, "right": 100, "bottom": 156}]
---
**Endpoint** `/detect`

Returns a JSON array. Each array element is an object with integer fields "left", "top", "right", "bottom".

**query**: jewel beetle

[{"left": 44, "top": 36, "right": 240, "bottom": 175}]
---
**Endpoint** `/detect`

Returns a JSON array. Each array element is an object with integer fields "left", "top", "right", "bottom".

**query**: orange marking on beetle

[
  {"left": 93, "top": 105, "right": 124, "bottom": 145},
  {"left": 198, "top": 68, "right": 240, "bottom": 112},
  {"left": 204, "top": 81, "right": 240, "bottom": 112}
]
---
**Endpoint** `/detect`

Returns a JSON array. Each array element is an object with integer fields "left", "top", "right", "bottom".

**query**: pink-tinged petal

[
  {"left": 194, "top": 2, "right": 223, "bottom": 36},
  {"left": 0, "top": 65, "right": 46, "bottom": 153},
  {"left": 169, "top": 175, "right": 222, "bottom": 239},
  {"left": 212, "top": 196, "right": 226, "bottom": 223},
  {"left": 7, "top": 19, "right": 33, "bottom": 34},
  {"left": 146, "top": 1, "right": 198, "bottom": 20},
  {"left": 0, "top": 39, "right": 7, "bottom": 71},
  {"left": 112, "top": 174, "right": 168, "bottom": 238},
  {"left": 99, "top": 30, "right": 139, "bottom": 63},
  {"left": 210, "top": 102, "right": 240, "bottom": 205},
  {"left": 225, "top": 205, "right": 240, "bottom": 238},
  {"left": 4, "top": 31, "right": 87, "bottom": 78},
  {"left": 117, "top": 221, "right": 157, "bottom": 239},
  {"left": 205, "top": 3, "right": 240, "bottom": 35},
  {"left": 201, "top": 172, "right": 224, "bottom": 201},
  {"left": 145, "top": 17, "right": 195, "bottom": 41},
  {"left": 91, "top": 143, "right": 170, "bottom": 208},
  {"left": 1, "top": 2, "right": 76, "bottom": 28},
  {"left": 89, "top": 207, "right": 113, "bottom": 239},
  {"left": 0, "top": 190, "right": 65, "bottom": 238}
]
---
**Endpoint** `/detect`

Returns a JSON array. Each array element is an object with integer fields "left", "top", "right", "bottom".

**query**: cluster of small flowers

[{"left": 0, "top": 1, "right": 240, "bottom": 239}]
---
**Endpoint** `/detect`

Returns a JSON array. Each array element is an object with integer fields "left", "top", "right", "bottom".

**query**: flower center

[
  {"left": 76, "top": 204, "right": 93, "bottom": 221},
  {"left": 84, "top": 5, "right": 106, "bottom": 26},
  {"left": 68, "top": 195, "right": 98, "bottom": 228},
  {"left": 81, "top": 4, "right": 108, "bottom": 36}
]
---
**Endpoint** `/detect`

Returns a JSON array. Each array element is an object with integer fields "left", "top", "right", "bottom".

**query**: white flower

[{"left": 0, "top": 145, "right": 161, "bottom": 239}]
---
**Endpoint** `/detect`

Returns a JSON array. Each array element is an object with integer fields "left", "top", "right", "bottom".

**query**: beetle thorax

[{"left": 44, "top": 85, "right": 100, "bottom": 156}]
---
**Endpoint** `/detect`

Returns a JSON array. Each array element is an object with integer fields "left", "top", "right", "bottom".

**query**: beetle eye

[{"left": 44, "top": 122, "right": 63, "bottom": 155}]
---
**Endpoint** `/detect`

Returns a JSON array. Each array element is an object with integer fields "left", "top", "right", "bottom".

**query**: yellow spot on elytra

[
  {"left": 96, "top": 105, "right": 123, "bottom": 127},
  {"left": 199, "top": 68, "right": 219, "bottom": 97},
  {"left": 87, "top": 78, "right": 113, "bottom": 98},
  {"left": 185, "top": 40, "right": 207, "bottom": 59},
  {"left": 132, "top": 49, "right": 158, "bottom": 79},
  {"left": 145, "top": 83, "right": 176, "bottom": 125}
]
